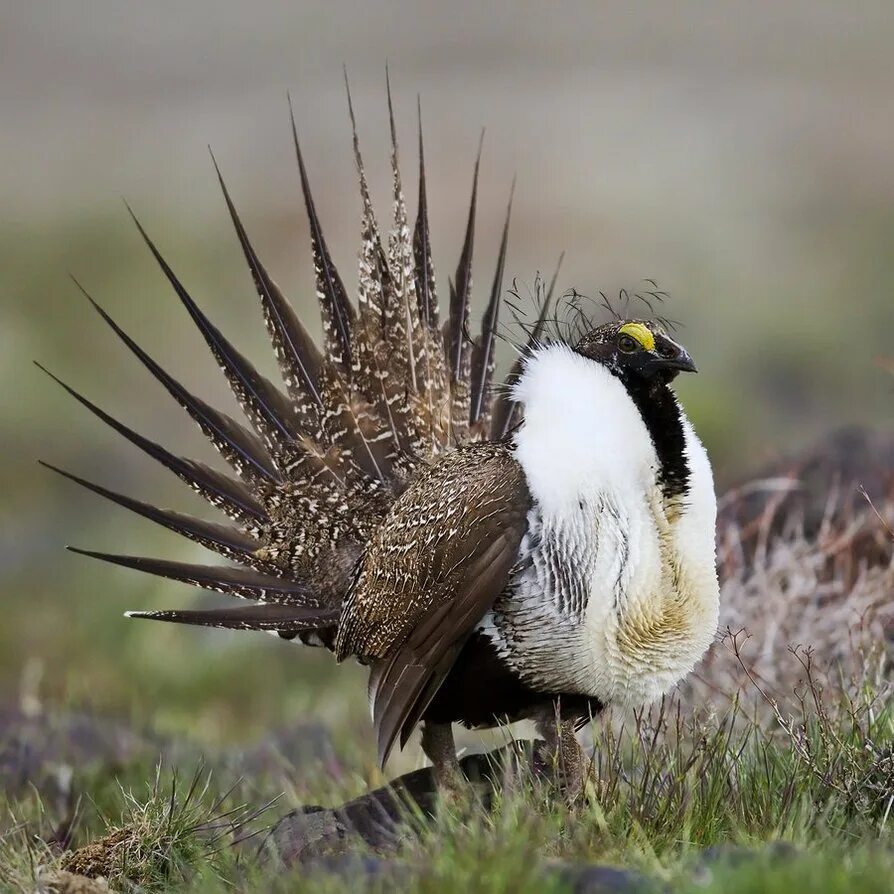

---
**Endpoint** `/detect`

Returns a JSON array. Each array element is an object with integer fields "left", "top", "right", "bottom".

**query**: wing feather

[
  {"left": 335, "top": 444, "right": 530, "bottom": 765},
  {"left": 371, "top": 528, "right": 522, "bottom": 763}
]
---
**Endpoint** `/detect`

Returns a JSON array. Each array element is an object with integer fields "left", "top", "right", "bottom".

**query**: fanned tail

[
  {"left": 126, "top": 604, "right": 338, "bottom": 640},
  {"left": 68, "top": 548, "right": 322, "bottom": 605},
  {"left": 470, "top": 180, "right": 513, "bottom": 437},
  {"left": 36, "top": 363, "right": 266, "bottom": 527},
  {"left": 44, "top": 80, "right": 532, "bottom": 645},
  {"left": 445, "top": 136, "right": 483, "bottom": 444},
  {"left": 41, "top": 461, "right": 263, "bottom": 567}
]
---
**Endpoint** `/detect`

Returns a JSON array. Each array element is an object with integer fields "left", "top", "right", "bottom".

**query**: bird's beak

[
  {"left": 649, "top": 334, "right": 698, "bottom": 377},
  {"left": 658, "top": 348, "right": 698, "bottom": 374}
]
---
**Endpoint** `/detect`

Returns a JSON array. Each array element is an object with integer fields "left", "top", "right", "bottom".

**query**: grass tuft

[{"left": 0, "top": 765, "right": 276, "bottom": 893}]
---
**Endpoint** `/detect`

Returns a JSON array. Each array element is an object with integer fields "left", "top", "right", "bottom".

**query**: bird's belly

[
  {"left": 423, "top": 631, "right": 603, "bottom": 729},
  {"left": 597, "top": 592, "right": 718, "bottom": 707},
  {"left": 478, "top": 498, "right": 718, "bottom": 708}
]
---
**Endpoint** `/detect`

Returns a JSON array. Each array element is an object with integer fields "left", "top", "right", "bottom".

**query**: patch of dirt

[{"left": 60, "top": 828, "right": 134, "bottom": 880}]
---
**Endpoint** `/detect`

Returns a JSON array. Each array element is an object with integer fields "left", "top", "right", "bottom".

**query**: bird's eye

[{"left": 618, "top": 334, "right": 639, "bottom": 353}]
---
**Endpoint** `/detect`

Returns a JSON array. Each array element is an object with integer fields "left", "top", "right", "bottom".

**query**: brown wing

[{"left": 334, "top": 443, "right": 531, "bottom": 766}]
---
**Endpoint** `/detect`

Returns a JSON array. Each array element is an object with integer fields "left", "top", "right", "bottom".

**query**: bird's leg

[
  {"left": 420, "top": 721, "right": 466, "bottom": 800},
  {"left": 534, "top": 707, "right": 589, "bottom": 805}
]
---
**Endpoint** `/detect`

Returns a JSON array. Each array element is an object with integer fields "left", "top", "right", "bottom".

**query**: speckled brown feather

[
  {"left": 41, "top": 461, "right": 266, "bottom": 569},
  {"left": 469, "top": 182, "right": 512, "bottom": 436},
  {"left": 289, "top": 102, "right": 356, "bottom": 378},
  {"left": 315, "top": 361, "right": 394, "bottom": 484},
  {"left": 68, "top": 547, "right": 321, "bottom": 604},
  {"left": 411, "top": 105, "right": 452, "bottom": 453},
  {"left": 126, "top": 208, "right": 301, "bottom": 460},
  {"left": 336, "top": 445, "right": 528, "bottom": 658},
  {"left": 413, "top": 99, "right": 438, "bottom": 332},
  {"left": 126, "top": 603, "right": 339, "bottom": 634},
  {"left": 211, "top": 151, "right": 324, "bottom": 435},
  {"left": 334, "top": 443, "right": 531, "bottom": 764},
  {"left": 369, "top": 526, "right": 525, "bottom": 763},
  {"left": 77, "top": 286, "right": 280, "bottom": 491},
  {"left": 344, "top": 80, "right": 410, "bottom": 464},
  {"left": 384, "top": 75, "right": 430, "bottom": 458}
]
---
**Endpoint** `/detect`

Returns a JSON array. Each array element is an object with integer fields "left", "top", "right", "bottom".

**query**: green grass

[{"left": 3, "top": 646, "right": 892, "bottom": 893}]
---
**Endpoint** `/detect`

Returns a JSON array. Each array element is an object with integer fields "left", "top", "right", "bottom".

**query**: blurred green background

[{"left": 2, "top": 2, "right": 893, "bottom": 766}]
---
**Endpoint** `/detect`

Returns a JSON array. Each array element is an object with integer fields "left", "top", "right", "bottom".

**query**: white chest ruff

[
  {"left": 482, "top": 489, "right": 718, "bottom": 707},
  {"left": 479, "top": 344, "right": 720, "bottom": 709}
]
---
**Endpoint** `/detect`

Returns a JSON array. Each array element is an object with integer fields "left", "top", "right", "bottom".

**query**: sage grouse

[{"left": 42, "top": 89, "right": 720, "bottom": 793}]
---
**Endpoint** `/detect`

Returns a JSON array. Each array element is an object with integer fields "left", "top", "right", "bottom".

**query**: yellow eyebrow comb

[{"left": 619, "top": 322, "right": 655, "bottom": 352}]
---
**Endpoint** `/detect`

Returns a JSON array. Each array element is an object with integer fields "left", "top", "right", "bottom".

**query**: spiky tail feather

[{"left": 43, "top": 81, "right": 543, "bottom": 646}]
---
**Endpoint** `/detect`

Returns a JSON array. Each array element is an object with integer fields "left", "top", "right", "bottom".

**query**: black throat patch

[{"left": 620, "top": 375, "right": 691, "bottom": 503}]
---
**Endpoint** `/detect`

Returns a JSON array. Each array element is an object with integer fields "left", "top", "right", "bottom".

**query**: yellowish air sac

[{"left": 619, "top": 322, "right": 655, "bottom": 352}]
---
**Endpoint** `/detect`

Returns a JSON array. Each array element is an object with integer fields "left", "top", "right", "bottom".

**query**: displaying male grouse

[{"left": 41, "top": 84, "right": 720, "bottom": 795}]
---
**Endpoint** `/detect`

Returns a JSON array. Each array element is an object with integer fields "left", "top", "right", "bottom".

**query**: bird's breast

[{"left": 483, "top": 485, "right": 718, "bottom": 708}]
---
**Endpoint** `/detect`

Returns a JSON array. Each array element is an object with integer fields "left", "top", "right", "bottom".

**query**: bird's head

[{"left": 574, "top": 320, "right": 697, "bottom": 386}]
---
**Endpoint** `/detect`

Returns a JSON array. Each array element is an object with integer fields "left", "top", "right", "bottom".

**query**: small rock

[
  {"left": 691, "top": 842, "right": 801, "bottom": 886},
  {"left": 546, "top": 861, "right": 658, "bottom": 893},
  {"left": 262, "top": 739, "right": 538, "bottom": 866},
  {"left": 262, "top": 805, "right": 350, "bottom": 864}
]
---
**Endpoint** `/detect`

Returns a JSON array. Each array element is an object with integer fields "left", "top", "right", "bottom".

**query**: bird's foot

[
  {"left": 432, "top": 758, "right": 473, "bottom": 811},
  {"left": 533, "top": 718, "right": 593, "bottom": 808},
  {"left": 422, "top": 721, "right": 476, "bottom": 811}
]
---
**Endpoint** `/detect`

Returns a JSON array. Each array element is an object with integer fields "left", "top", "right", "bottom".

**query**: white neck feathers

[{"left": 511, "top": 344, "right": 658, "bottom": 514}]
